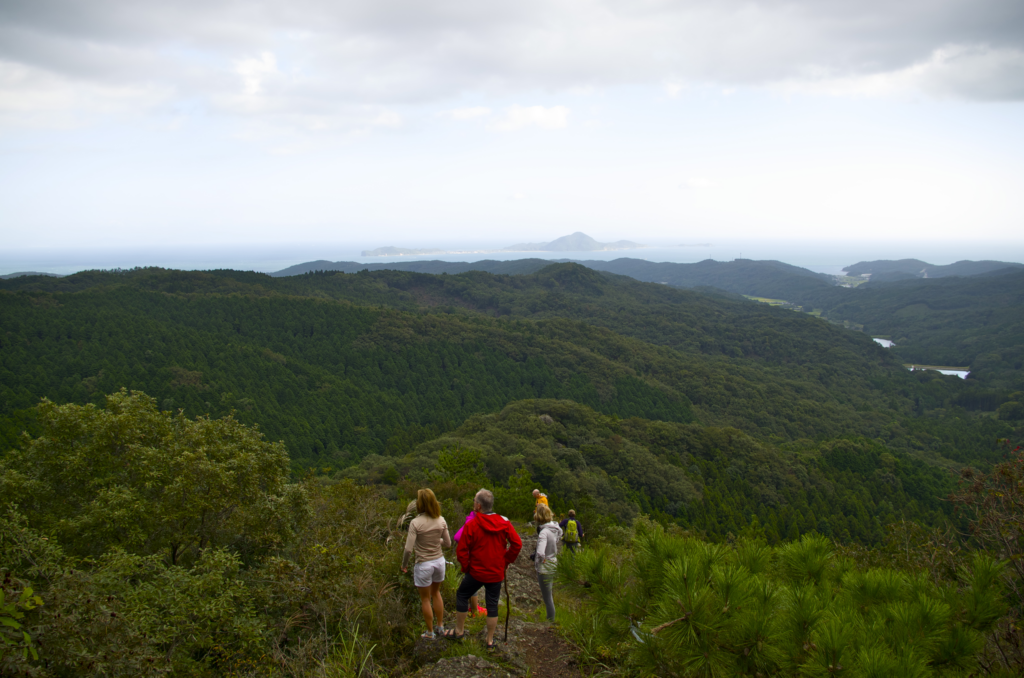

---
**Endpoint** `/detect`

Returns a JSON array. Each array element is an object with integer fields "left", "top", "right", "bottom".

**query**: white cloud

[
  {"left": 0, "top": 0, "right": 1022, "bottom": 135},
  {"left": 0, "top": 58, "right": 171, "bottom": 128},
  {"left": 447, "top": 106, "right": 491, "bottom": 120},
  {"left": 663, "top": 80, "right": 684, "bottom": 98},
  {"left": 236, "top": 52, "right": 278, "bottom": 96},
  {"left": 371, "top": 109, "right": 402, "bottom": 127},
  {"left": 490, "top": 105, "right": 569, "bottom": 132},
  {"left": 776, "top": 44, "right": 1024, "bottom": 100}
]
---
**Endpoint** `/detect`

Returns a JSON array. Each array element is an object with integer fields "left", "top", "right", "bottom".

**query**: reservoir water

[
  {"left": 873, "top": 338, "right": 969, "bottom": 378},
  {"left": 908, "top": 366, "right": 970, "bottom": 379}
]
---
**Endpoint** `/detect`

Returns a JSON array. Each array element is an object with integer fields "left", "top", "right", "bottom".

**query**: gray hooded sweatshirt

[{"left": 535, "top": 521, "right": 563, "bottom": 575}]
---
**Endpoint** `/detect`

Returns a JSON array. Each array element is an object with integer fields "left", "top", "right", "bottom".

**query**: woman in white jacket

[{"left": 533, "top": 503, "right": 562, "bottom": 622}]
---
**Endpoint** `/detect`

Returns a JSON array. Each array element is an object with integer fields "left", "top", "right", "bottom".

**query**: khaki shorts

[{"left": 413, "top": 556, "right": 446, "bottom": 588}]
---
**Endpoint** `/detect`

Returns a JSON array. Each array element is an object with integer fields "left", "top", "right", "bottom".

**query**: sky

[{"left": 2, "top": 0, "right": 1024, "bottom": 263}]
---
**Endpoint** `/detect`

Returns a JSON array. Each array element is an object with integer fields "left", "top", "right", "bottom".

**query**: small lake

[{"left": 872, "top": 338, "right": 895, "bottom": 348}]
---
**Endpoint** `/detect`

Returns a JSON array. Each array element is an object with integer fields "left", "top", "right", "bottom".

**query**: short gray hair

[{"left": 475, "top": 488, "right": 494, "bottom": 512}]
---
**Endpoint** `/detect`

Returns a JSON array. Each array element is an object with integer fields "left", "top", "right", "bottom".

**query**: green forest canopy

[{"left": 1, "top": 264, "right": 1014, "bottom": 470}]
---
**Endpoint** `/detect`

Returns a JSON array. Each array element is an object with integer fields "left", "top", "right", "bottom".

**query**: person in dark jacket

[
  {"left": 444, "top": 489, "right": 522, "bottom": 647},
  {"left": 559, "top": 509, "right": 584, "bottom": 552}
]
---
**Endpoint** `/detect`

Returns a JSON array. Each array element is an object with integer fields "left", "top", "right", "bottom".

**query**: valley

[{"left": 1, "top": 257, "right": 1022, "bottom": 676}]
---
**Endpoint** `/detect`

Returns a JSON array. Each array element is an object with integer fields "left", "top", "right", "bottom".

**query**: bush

[
  {"left": 556, "top": 522, "right": 1006, "bottom": 676},
  {"left": 0, "top": 390, "right": 302, "bottom": 565},
  {"left": 0, "top": 391, "right": 422, "bottom": 677}
]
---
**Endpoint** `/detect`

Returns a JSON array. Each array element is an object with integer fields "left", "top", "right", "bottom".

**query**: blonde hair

[
  {"left": 417, "top": 488, "right": 441, "bottom": 519},
  {"left": 535, "top": 503, "right": 553, "bottom": 523}
]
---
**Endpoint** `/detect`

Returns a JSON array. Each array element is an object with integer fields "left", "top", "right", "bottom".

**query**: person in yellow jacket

[{"left": 532, "top": 489, "right": 549, "bottom": 534}]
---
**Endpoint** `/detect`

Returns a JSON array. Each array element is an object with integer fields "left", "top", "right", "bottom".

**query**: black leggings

[{"left": 456, "top": 573, "right": 503, "bottom": 618}]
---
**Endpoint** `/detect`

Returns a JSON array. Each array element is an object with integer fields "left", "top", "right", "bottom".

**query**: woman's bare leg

[
  {"left": 417, "top": 586, "right": 434, "bottom": 634},
  {"left": 430, "top": 581, "right": 444, "bottom": 630}
]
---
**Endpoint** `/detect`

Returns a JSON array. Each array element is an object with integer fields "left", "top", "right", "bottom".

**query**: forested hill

[
  {"left": 347, "top": 399, "right": 955, "bottom": 544},
  {"left": 564, "top": 257, "right": 836, "bottom": 300},
  {"left": 3, "top": 265, "right": 1022, "bottom": 678},
  {"left": 0, "top": 263, "right": 871, "bottom": 366},
  {"left": 843, "top": 258, "right": 1024, "bottom": 279},
  {"left": 800, "top": 268, "right": 1024, "bottom": 393},
  {"left": 1, "top": 264, "right": 1012, "bottom": 470},
  {"left": 271, "top": 258, "right": 554, "bottom": 277},
  {"left": 271, "top": 256, "right": 836, "bottom": 301}
]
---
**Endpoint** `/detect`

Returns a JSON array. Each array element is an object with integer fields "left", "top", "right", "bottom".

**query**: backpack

[{"left": 564, "top": 519, "right": 579, "bottom": 544}]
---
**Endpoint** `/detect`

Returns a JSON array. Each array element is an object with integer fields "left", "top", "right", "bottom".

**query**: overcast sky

[{"left": 2, "top": 0, "right": 1023, "bottom": 251}]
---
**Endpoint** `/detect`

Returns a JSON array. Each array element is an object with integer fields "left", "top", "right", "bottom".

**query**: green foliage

[
  {"left": 0, "top": 393, "right": 419, "bottom": 677},
  {"left": 1, "top": 506, "right": 270, "bottom": 676},
  {"left": 2, "top": 264, "right": 1010, "bottom": 471},
  {"left": 557, "top": 523, "right": 1006, "bottom": 677},
  {"left": 493, "top": 466, "right": 540, "bottom": 521},
  {"left": 0, "top": 276, "right": 695, "bottom": 464},
  {"left": 246, "top": 478, "right": 412, "bottom": 675},
  {"left": 321, "top": 625, "right": 377, "bottom": 678},
  {"left": 1, "top": 262, "right": 1021, "bottom": 674},
  {"left": 0, "top": 389, "right": 301, "bottom": 564},
  {"left": 997, "top": 401, "right": 1024, "bottom": 421},
  {"left": 1, "top": 575, "right": 43, "bottom": 667},
  {"left": 801, "top": 269, "right": 1024, "bottom": 394},
  {"left": 349, "top": 399, "right": 958, "bottom": 545},
  {"left": 430, "top": 446, "right": 488, "bottom": 486}
]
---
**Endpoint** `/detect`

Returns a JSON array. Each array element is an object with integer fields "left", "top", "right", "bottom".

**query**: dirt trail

[{"left": 411, "top": 525, "right": 584, "bottom": 678}]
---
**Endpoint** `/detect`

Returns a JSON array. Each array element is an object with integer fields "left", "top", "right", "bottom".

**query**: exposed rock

[
  {"left": 412, "top": 633, "right": 449, "bottom": 666},
  {"left": 411, "top": 654, "right": 516, "bottom": 678},
  {"left": 507, "top": 533, "right": 542, "bottom": 610}
]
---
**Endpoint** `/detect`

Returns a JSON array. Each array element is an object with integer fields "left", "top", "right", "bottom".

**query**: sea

[{"left": 3, "top": 239, "right": 1023, "bottom": 278}]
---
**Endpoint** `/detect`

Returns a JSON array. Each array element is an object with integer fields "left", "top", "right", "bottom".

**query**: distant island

[
  {"left": 361, "top": 246, "right": 446, "bottom": 257},
  {"left": 503, "top": 232, "right": 645, "bottom": 252},
  {"left": 360, "top": 232, "right": 646, "bottom": 258}
]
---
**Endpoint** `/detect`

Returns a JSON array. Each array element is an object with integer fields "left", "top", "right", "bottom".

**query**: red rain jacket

[{"left": 456, "top": 511, "right": 523, "bottom": 583}]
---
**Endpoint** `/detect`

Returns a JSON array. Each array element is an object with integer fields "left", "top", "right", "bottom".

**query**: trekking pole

[{"left": 504, "top": 564, "right": 511, "bottom": 642}]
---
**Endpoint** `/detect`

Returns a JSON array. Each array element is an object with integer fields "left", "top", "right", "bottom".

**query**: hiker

[
  {"left": 444, "top": 489, "right": 522, "bottom": 648},
  {"left": 532, "top": 489, "right": 549, "bottom": 534},
  {"left": 397, "top": 499, "right": 418, "bottom": 530},
  {"left": 401, "top": 489, "right": 451, "bottom": 639},
  {"left": 534, "top": 503, "right": 562, "bottom": 622},
  {"left": 559, "top": 509, "right": 584, "bottom": 552},
  {"left": 452, "top": 509, "right": 481, "bottom": 617}
]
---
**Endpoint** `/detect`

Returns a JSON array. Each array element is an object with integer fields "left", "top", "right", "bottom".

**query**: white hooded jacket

[{"left": 535, "top": 521, "right": 563, "bottom": 575}]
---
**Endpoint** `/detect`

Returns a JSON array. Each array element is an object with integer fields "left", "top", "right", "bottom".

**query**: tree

[
  {"left": 997, "top": 401, "right": 1024, "bottom": 421},
  {"left": 950, "top": 439, "right": 1024, "bottom": 672},
  {"left": 0, "top": 389, "right": 306, "bottom": 565}
]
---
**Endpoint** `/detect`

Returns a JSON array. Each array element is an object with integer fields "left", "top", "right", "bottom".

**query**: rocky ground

[{"left": 409, "top": 527, "right": 586, "bottom": 678}]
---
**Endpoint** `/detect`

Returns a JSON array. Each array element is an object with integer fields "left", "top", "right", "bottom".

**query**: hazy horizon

[
  {"left": 5, "top": 237, "right": 1024, "bottom": 278},
  {"left": 3, "top": 1, "right": 1023, "bottom": 258}
]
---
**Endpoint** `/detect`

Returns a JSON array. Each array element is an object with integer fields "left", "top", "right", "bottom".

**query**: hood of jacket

[
  {"left": 540, "top": 521, "right": 563, "bottom": 540},
  {"left": 473, "top": 512, "right": 513, "bottom": 533}
]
